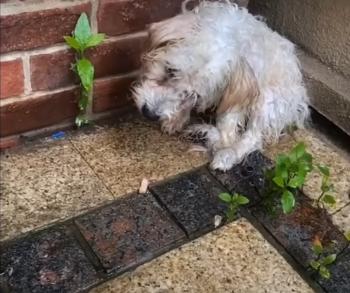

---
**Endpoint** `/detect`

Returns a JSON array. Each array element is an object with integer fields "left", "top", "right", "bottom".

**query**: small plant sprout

[
  {"left": 309, "top": 236, "right": 337, "bottom": 279},
  {"left": 265, "top": 142, "right": 313, "bottom": 214},
  {"left": 219, "top": 192, "right": 249, "bottom": 221},
  {"left": 64, "top": 13, "right": 105, "bottom": 127},
  {"left": 316, "top": 164, "right": 336, "bottom": 208},
  {"left": 345, "top": 231, "right": 350, "bottom": 242}
]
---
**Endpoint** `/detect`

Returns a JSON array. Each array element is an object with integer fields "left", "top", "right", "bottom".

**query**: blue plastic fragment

[{"left": 52, "top": 131, "right": 65, "bottom": 140}]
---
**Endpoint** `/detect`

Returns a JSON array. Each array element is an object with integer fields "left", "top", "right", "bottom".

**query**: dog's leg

[{"left": 210, "top": 127, "right": 262, "bottom": 171}]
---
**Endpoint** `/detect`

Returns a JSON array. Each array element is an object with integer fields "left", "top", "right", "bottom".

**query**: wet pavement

[{"left": 1, "top": 114, "right": 349, "bottom": 292}]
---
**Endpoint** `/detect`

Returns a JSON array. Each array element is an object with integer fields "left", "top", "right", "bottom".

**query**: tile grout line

[
  {"left": 148, "top": 187, "right": 190, "bottom": 239},
  {"left": 67, "top": 138, "right": 116, "bottom": 200},
  {"left": 330, "top": 201, "right": 350, "bottom": 216},
  {"left": 67, "top": 221, "right": 106, "bottom": 278}
]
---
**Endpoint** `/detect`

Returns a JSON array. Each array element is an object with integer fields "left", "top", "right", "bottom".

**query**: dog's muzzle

[{"left": 141, "top": 104, "right": 160, "bottom": 121}]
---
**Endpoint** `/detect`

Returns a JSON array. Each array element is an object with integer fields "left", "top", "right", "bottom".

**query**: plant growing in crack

[
  {"left": 264, "top": 142, "right": 313, "bottom": 214},
  {"left": 309, "top": 236, "right": 337, "bottom": 279},
  {"left": 219, "top": 192, "right": 249, "bottom": 221},
  {"left": 264, "top": 142, "right": 337, "bottom": 214},
  {"left": 316, "top": 164, "right": 336, "bottom": 208},
  {"left": 345, "top": 231, "right": 350, "bottom": 242},
  {"left": 64, "top": 13, "right": 105, "bottom": 127}
]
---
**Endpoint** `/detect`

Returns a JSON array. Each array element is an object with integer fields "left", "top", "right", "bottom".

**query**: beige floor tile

[
  {"left": 91, "top": 218, "right": 313, "bottom": 293},
  {"left": 265, "top": 128, "right": 350, "bottom": 212},
  {"left": 0, "top": 139, "right": 113, "bottom": 242},
  {"left": 332, "top": 204, "right": 350, "bottom": 234},
  {"left": 69, "top": 117, "right": 208, "bottom": 197}
]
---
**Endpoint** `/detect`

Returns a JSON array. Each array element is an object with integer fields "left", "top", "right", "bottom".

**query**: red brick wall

[{"left": 0, "top": 0, "right": 248, "bottom": 146}]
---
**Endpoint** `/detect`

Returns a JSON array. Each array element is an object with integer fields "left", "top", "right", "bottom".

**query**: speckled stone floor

[
  {"left": 1, "top": 114, "right": 349, "bottom": 292},
  {"left": 92, "top": 218, "right": 314, "bottom": 293},
  {"left": 0, "top": 115, "right": 207, "bottom": 242}
]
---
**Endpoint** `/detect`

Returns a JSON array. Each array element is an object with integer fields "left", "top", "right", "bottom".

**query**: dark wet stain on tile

[
  {"left": 150, "top": 168, "right": 227, "bottom": 238},
  {"left": 75, "top": 192, "right": 185, "bottom": 274},
  {"left": 0, "top": 226, "right": 98, "bottom": 293}
]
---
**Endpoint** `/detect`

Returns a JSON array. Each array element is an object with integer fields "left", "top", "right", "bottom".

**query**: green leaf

[
  {"left": 319, "top": 265, "right": 331, "bottom": 279},
  {"left": 312, "top": 241, "right": 323, "bottom": 255},
  {"left": 236, "top": 195, "right": 250, "bottom": 205},
  {"left": 64, "top": 36, "right": 81, "bottom": 51},
  {"left": 345, "top": 231, "right": 350, "bottom": 242},
  {"left": 289, "top": 143, "right": 305, "bottom": 163},
  {"left": 310, "top": 260, "right": 320, "bottom": 270},
  {"left": 77, "top": 58, "right": 94, "bottom": 91},
  {"left": 321, "top": 254, "right": 336, "bottom": 265},
  {"left": 86, "top": 33, "right": 105, "bottom": 48},
  {"left": 275, "top": 155, "right": 290, "bottom": 173},
  {"left": 74, "top": 13, "right": 92, "bottom": 47},
  {"left": 318, "top": 164, "right": 330, "bottom": 177},
  {"left": 281, "top": 190, "right": 295, "bottom": 214},
  {"left": 219, "top": 193, "right": 232, "bottom": 203},
  {"left": 273, "top": 176, "right": 285, "bottom": 188},
  {"left": 288, "top": 175, "right": 305, "bottom": 188},
  {"left": 321, "top": 194, "right": 336, "bottom": 205},
  {"left": 298, "top": 161, "right": 313, "bottom": 173},
  {"left": 290, "top": 142, "right": 306, "bottom": 160},
  {"left": 301, "top": 152, "right": 313, "bottom": 164}
]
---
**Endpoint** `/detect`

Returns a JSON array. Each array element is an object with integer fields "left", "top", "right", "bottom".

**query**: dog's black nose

[{"left": 141, "top": 104, "right": 160, "bottom": 121}]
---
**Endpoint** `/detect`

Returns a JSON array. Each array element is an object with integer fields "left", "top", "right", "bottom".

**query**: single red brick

[
  {"left": 93, "top": 75, "right": 136, "bottom": 113},
  {"left": 98, "top": 0, "right": 183, "bottom": 36},
  {"left": 0, "top": 135, "right": 19, "bottom": 150},
  {"left": 88, "top": 35, "right": 147, "bottom": 79},
  {"left": 0, "top": 59, "right": 24, "bottom": 99},
  {"left": 30, "top": 50, "right": 76, "bottom": 91},
  {"left": 0, "top": 89, "right": 79, "bottom": 137},
  {"left": 0, "top": 3, "right": 91, "bottom": 53}
]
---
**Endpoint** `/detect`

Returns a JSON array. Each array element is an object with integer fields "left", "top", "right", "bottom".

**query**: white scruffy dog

[{"left": 132, "top": 0, "right": 309, "bottom": 171}]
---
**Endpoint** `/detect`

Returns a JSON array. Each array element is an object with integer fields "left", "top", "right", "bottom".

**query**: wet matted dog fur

[{"left": 132, "top": 0, "right": 309, "bottom": 171}]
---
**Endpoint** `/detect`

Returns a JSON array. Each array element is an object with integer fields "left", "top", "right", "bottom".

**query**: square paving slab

[
  {"left": 91, "top": 218, "right": 314, "bottom": 293},
  {"left": 0, "top": 139, "right": 113, "bottom": 242},
  {"left": 150, "top": 168, "right": 226, "bottom": 238},
  {"left": 0, "top": 226, "right": 99, "bottom": 293},
  {"left": 69, "top": 116, "right": 208, "bottom": 197},
  {"left": 75, "top": 192, "right": 186, "bottom": 274}
]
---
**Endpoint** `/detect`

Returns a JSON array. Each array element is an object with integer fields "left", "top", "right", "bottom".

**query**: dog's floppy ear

[
  {"left": 148, "top": 13, "right": 197, "bottom": 50},
  {"left": 217, "top": 58, "right": 260, "bottom": 114}
]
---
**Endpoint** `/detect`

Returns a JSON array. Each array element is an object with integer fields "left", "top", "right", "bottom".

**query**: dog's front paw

[
  {"left": 183, "top": 124, "right": 220, "bottom": 147},
  {"left": 210, "top": 148, "right": 238, "bottom": 171}
]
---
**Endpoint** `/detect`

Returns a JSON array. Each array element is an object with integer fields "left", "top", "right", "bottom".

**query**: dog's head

[
  {"left": 132, "top": 15, "right": 199, "bottom": 134},
  {"left": 132, "top": 62, "right": 197, "bottom": 134},
  {"left": 132, "top": 43, "right": 199, "bottom": 134}
]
